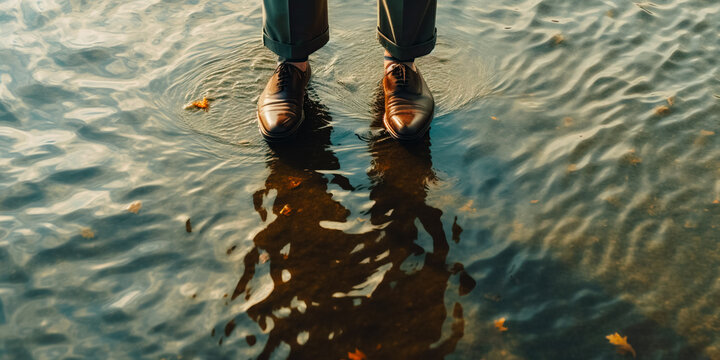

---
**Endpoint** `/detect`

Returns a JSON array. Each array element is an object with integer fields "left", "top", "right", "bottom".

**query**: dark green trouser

[{"left": 262, "top": 0, "right": 436, "bottom": 61}]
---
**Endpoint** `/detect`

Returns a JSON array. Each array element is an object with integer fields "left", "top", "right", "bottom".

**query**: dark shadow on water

[
  {"left": 202, "top": 90, "right": 706, "bottom": 360},
  {"left": 218, "top": 89, "right": 470, "bottom": 359}
]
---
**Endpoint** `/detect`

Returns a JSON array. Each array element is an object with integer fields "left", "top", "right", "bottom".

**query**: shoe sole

[
  {"left": 382, "top": 107, "right": 434, "bottom": 141},
  {"left": 257, "top": 109, "right": 305, "bottom": 142}
]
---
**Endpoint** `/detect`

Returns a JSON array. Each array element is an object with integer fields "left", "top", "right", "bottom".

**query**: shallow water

[{"left": 1, "top": 0, "right": 719, "bottom": 359}]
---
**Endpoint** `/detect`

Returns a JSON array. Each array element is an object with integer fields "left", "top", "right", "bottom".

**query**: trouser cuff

[
  {"left": 377, "top": 28, "right": 437, "bottom": 61},
  {"left": 263, "top": 27, "right": 330, "bottom": 59}
]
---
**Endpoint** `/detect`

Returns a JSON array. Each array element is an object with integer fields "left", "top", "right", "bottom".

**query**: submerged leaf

[
  {"left": 279, "top": 204, "right": 292, "bottom": 216},
  {"left": 128, "top": 201, "right": 142, "bottom": 214},
  {"left": 622, "top": 150, "right": 642, "bottom": 165},
  {"left": 287, "top": 177, "right": 303, "bottom": 189},
  {"left": 654, "top": 105, "right": 670, "bottom": 115},
  {"left": 81, "top": 228, "right": 94, "bottom": 239},
  {"left": 606, "top": 332, "right": 636, "bottom": 358},
  {"left": 495, "top": 317, "right": 508, "bottom": 332},
  {"left": 347, "top": 348, "right": 366, "bottom": 360},
  {"left": 259, "top": 253, "right": 270, "bottom": 264}
]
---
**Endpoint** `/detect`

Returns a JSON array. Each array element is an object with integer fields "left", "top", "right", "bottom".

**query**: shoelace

[
  {"left": 276, "top": 63, "right": 292, "bottom": 91},
  {"left": 390, "top": 64, "right": 409, "bottom": 88}
]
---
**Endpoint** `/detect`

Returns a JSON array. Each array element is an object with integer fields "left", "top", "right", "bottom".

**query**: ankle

[
  {"left": 283, "top": 61, "right": 308, "bottom": 72},
  {"left": 383, "top": 51, "right": 415, "bottom": 73},
  {"left": 278, "top": 56, "right": 309, "bottom": 72}
]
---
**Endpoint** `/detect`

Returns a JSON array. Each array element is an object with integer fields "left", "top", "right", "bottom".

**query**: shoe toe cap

[
  {"left": 388, "top": 113, "right": 431, "bottom": 138},
  {"left": 259, "top": 111, "right": 300, "bottom": 136}
]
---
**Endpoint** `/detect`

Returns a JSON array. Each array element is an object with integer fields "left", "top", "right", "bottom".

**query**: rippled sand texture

[{"left": 1, "top": 0, "right": 719, "bottom": 359}]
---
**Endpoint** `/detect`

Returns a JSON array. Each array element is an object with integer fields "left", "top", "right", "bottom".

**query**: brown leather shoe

[
  {"left": 382, "top": 63, "right": 434, "bottom": 141},
  {"left": 257, "top": 63, "right": 311, "bottom": 140}
]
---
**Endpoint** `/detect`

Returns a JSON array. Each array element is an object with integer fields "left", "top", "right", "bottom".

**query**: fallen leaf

[
  {"left": 185, "top": 219, "right": 192, "bottom": 233},
  {"left": 623, "top": 150, "right": 642, "bottom": 165},
  {"left": 700, "top": 130, "right": 715, "bottom": 136},
  {"left": 563, "top": 117, "right": 574, "bottom": 127},
  {"left": 667, "top": 96, "right": 675, "bottom": 106},
  {"left": 606, "top": 332, "right": 636, "bottom": 358},
  {"left": 188, "top": 97, "right": 209, "bottom": 111},
  {"left": 259, "top": 253, "right": 270, "bottom": 264},
  {"left": 567, "top": 164, "right": 578, "bottom": 172},
  {"left": 81, "top": 228, "right": 94, "bottom": 239},
  {"left": 713, "top": 199, "right": 719, "bottom": 204},
  {"left": 491, "top": 116, "right": 498, "bottom": 121},
  {"left": 654, "top": 105, "right": 670, "bottom": 115},
  {"left": 552, "top": 33, "right": 565, "bottom": 45},
  {"left": 530, "top": 200, "right": 539, "bottom": 204},
  {"left": 459, "top": 199, "right": 477, "bottom": 213},
  {"left": 128, "top": 201, "right": 142, "bottom": 214},
  {"left": 348, "top": 348, "right": 366, "bottom": 360},
  {"left": 606, "top": 196, "right": 622, "bottom": 207},
  {"left": 495, "top": 318, "right": 508, "bottom": 332},
  {"left": 288, "top": 177, "right": 303, "bottom": 189},
  {"left": 279, "top": 204, "right": 292, "bottom": 216},
  {"left": 606, "top": 9, "right": 615, "bottom": 18}
]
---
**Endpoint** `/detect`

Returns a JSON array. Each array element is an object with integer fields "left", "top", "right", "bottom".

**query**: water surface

[{"left": 1, "top": 0, "right": 719, "bottom": 359}]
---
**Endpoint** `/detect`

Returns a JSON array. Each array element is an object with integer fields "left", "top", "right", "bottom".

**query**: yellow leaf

[
  {"left": 491, "top": 116, "right": 498, "bottom": 121},
  {"left": 667, "top": 96, "right": 675, "bottom": 106},
  {"left": 623, "top": 150, "right": 642, "bottom": 165},
  {"left": 259, "top": 253, "right": 270, "bottom": 264},
  {"left": 287, "top": 177, "right": 303, "bottom": 189},
  {"left": 494, "top": 317, "right": 508, "bottom": 332},
  {"left": 552, "top": 34, "right": 565, "bottom": 45},
  {"left": 348, "top": 348, "right": 366, "bottom": 360},
  {"left": 279, "top": 204, "right": 292, "bottom": 216},
  {"left": 606, "top": 332, "right": 636, "bottom": 358},
  {"left": 128, "top": 201, "right": 142, "bottom": 214},
  {"left": 190, "top": 97, "right": 209, "bottom": 111},
  {"left": 530, "top": 200, "right": 539, "bottom": 204},
  {"left": 700, "top": 130, "right": 715, "bottom": 136},
  {"left": 654, "top": 105, "right": 670, "bottom": 115},
  {"left": 459, "top": 199, "right": 477, "bottom": 213},
  {"left": 81, "top": 228, "right": 94, "bottom": 239}
]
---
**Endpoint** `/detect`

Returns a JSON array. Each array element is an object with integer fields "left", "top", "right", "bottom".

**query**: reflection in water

[{"left": 221, "top": 90, "right": 474, "bottom": 359}]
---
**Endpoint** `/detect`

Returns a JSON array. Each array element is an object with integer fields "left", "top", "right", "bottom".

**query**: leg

[
  {"left": 378, "top": 0, "right": 437, "bottom": 141},
  {"left": 263, "top": 0, "right": 329, "bottom": 61},
  {"left": 257, "top": 0, "right": 329, "bottom": 140},
  {"left": 377, "top": 0, "right": 437, "bottom": 61}
]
